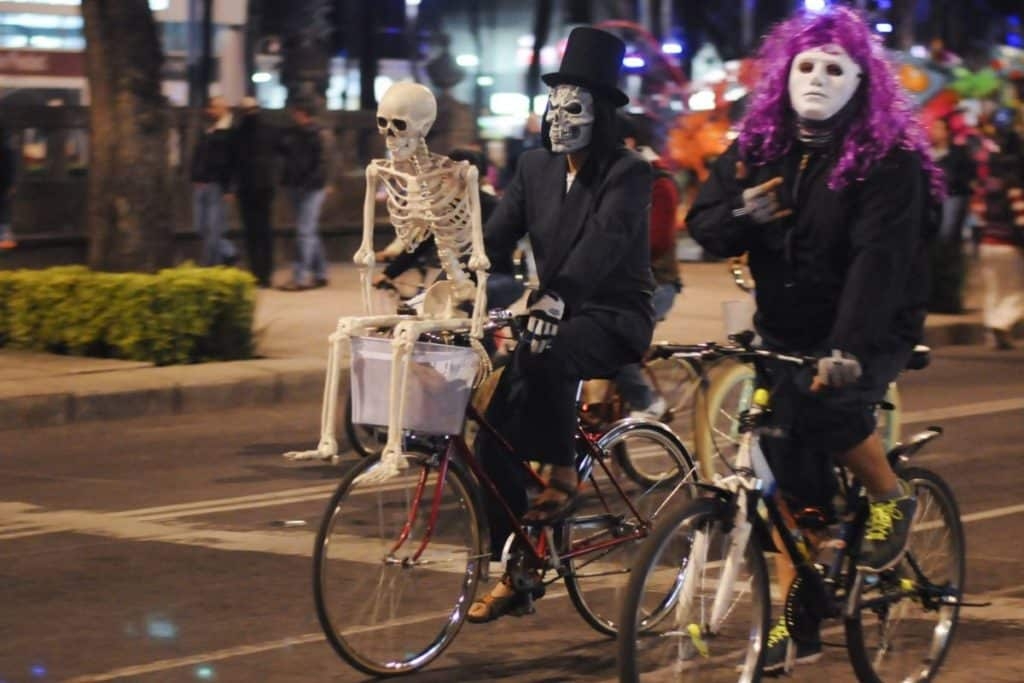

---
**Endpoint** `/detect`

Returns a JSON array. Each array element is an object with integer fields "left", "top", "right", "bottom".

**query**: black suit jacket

[{"left": 485, "top": 147, "right": 656, "bottom": 355}]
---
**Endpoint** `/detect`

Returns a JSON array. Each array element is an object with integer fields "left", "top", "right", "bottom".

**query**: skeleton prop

[{"left": 285, "top": 82, "right": 491, "bottom": 483}]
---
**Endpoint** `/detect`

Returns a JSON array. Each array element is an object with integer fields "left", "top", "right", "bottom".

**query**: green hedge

[{"left": 0, "top": 265, "right": 256, "bottom": 365}]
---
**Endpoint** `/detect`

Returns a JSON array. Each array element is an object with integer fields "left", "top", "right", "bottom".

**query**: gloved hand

[
  {"left": 732, "top": 162, "right": 792, "bottom": 224},
  {"left": 813, "top": 349, "right": 862, "bottom": 390},
  {"left": 525, "top": 292, "right": 564, "bottom": 354}
]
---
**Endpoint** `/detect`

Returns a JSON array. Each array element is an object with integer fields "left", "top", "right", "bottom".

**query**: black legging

[{"left": 238, "top": 187, "right": 275, "bottom": 286}]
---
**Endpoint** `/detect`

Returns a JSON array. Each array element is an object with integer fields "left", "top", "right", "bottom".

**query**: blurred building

[{"left": 0, "top": 0, "right": 248, "bottom": 106}]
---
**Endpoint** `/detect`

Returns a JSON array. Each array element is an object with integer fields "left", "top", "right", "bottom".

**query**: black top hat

[{"left": 542, "top": 26, "right": 629, "bottom": 107}]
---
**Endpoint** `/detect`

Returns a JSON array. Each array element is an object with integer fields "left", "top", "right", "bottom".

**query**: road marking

[{"left": 902, "top": 397, "right": 1024, "bottom": 425}]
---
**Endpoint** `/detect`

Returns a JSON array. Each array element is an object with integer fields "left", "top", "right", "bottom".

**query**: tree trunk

[{"left": 81, "top": 0, "right": 172, "bottom": 272}]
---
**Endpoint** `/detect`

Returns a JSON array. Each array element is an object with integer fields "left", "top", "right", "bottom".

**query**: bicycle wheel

[
  {"left": 845, "top": 466, "right": 965, "bottom": 683},
  {"left": 564, "top": 421, "right": 697, "bottom": 636},
  {"left": 344, "top": 392, "right": 386, "bottom": 458},
  {"left": 618, "top": 498, "right": 770, "bottom": 682},
  {"left": 642, "top": 355, "right": 701, "bottom": 456},
  {"left": 876, "top": 382, "right": 901, "bottom": 453},
  {"left": 695, "top": 362, "right": 756, "bottom": 480},
  {"left": 313, "top": 448, "right": 485, "bottom": 676}
]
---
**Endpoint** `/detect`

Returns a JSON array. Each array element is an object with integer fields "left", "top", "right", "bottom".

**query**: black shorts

[{"left": 756, "top": 346, "right": 912, "bottom": 508}]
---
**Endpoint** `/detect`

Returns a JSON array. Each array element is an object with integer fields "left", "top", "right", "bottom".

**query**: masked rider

[{"left": 467, "top": 26, "right": 655, "bottom": 623}]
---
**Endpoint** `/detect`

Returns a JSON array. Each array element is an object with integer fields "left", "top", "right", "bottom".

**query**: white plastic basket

[{"left": 349, "top": 336, "right": 480, "bottom": 435}]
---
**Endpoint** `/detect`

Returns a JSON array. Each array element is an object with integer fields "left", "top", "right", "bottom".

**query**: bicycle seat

[{"left": 905, "top": 345, "right": 931, "bottom": 371}]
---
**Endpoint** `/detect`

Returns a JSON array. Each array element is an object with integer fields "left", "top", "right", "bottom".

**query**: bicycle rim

[
  {"left": 313, "top": 451, "right": 484, "bottom": 676},
  {"left": 618, "top": 498, "right": 768, "bottom": 682},
  {"left": 697, "top": 362, "right": 756, "bottom": 480},
  {"left": 845, "top": 467, "right": 965, "bottom": 683},
  {"left": 645, "top": 356, "right": 701, "bottom": 453},
  {"left": 566, "top": 423, "right": 696, "bottom": 636}
]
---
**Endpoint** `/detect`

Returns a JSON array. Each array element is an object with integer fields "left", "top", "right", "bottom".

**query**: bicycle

[
  {"left": 694, "top": 258, "right": 903, "bottom": 479},
  {"left": 313, "top": 312, "right": 699, "bottom": 677},
  {"left": 617, "top": 336, "right": 967, "bottom": 682}
]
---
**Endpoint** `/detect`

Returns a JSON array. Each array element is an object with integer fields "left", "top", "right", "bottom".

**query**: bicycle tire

[
  {"left": 694, "top": 362, "right": 756, "bottom": 480},
  {"left": 639, "top": 355, "right": 702, "bottom": 459},
  {"left": 563, "top": 421, "right": 697, "bottom": 636},
  {"left": 313, "top": 448, "right": 486, "bottom": 677},
  {"left": 618, "top": 497, "right": 770, "bottom": 682},
  {"left": 344, "top": 392, "right": 386, "bottom": 458},
  {"left": 844, "top": 466, "right": 965, "bottom": 683}
]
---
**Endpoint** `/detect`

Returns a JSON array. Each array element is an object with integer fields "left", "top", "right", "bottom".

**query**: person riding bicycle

[
  {"left": 685, "top": 6, "right": 944, "bottom": 672},
  {"left": 467, "top": 26, "right": 655, "bottom": 623}
]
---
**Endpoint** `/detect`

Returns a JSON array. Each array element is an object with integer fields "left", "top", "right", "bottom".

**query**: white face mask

[
  {"left": 545, "top": 85, "right": 595, "bottom": 154},
  {"left": 787, "top": 45, "right": 862, "bottom": 121}
]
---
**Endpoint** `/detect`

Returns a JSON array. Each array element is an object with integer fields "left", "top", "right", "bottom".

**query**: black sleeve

[
  {"left": 828, "top": 151, "right": 924, "bottom": 356},
  {"left": 548, "top": 154, "right": 653, "bottom": 313},
  {"left": 685, "top": 142, "right": 760, "bottom": 257},
  {"left": 484, "top": 157, "right": 528, "bottom": 273}
]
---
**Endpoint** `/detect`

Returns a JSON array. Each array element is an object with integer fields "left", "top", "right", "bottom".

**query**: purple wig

[{"left": 738, "top": 6, "right": 943, "bottom": 199}]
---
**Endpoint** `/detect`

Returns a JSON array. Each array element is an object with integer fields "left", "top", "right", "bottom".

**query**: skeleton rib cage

[{"left": 374, "top": 158, "right": 477, "bottom": 284}]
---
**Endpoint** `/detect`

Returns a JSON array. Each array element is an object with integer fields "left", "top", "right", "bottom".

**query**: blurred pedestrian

[
  {"left": 278, "top": 98, "right": 330, "bottom": 291},
  {"left": 191, "top": 96, "right": 238, "bottom": 266},
  {"left": 0, "top": 126, "right": 15, "bottom": 250},
  {"left": 612, "top": 113, "right": 683, "bottom": 418},
  {"left": 233, "top": 97, "right": 278, "bottom": 287},
  {"left": 927, "top": 115, "right": 975, "bottom": 313},
  {"left": 977, "top": 148, "right": 1024, "bottom": 350}
]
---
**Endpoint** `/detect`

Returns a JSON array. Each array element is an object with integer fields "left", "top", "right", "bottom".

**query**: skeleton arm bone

[
  {"left": 356, "top": 163, "right": 380, "bottom": 313},
  {"left": 464, "top": 165, "right": 489, "bottom": 338}
]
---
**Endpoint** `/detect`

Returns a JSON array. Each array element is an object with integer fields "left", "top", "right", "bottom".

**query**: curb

[
  {"left": 1, "top": 319, "right": 1003, "bottom": 433},
  {"left": 0, "top": 358, "right": 342, "bottom": 432}
]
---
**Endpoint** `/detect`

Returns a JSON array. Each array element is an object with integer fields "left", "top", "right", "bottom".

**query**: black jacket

[
  {"left": 279, "top": 123, "right": 329, "bottom": 190},
  {"left": 687, "top": 141, "right": 929, "bottom": 358},
  {"left": 232, "top": 112, "right": 278, "bottom": 192},
  {"left": 485, "top": 146, "right": 656, "bottom": 355},
  {"left": 191, "top": 124, "right": 234, "bottom": 186}
]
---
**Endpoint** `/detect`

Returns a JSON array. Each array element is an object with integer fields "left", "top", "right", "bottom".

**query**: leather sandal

[
  {"left": 466, "top": 578, "right": 544, "bottom": 623},
  {"left": 522, "top": 476, "right": 580, "bottom": 525}
]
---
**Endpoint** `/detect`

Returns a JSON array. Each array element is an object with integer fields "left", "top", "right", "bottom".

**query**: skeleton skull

[
  {"left": 376, "top": 82, "right": 437, "bottom": 161},
  {"left": 545, "top": 84, "right": 595, "bottom": 154}
]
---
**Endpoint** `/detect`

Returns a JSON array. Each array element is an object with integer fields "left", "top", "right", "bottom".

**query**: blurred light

[
  {"left": 194, "top": 665, "right": 216, "bottom": 680},
  {"left": 669, "top": 100, "right": 684, "bottom": 111},
  {"left": 516, "top": 34, "right": 534, "bottom": 48},
  {"left": 623, "top": 55, "right": 645, "bottom": 69},
  {"left": 405, "top": 0, "right": 421, "bottom": 6},
  {"left": 28, "top": 35, "right": 62, "bottom": 48},
  {"left": 251, "top": 72, "right": 272, "bottom": 83},
  {"left": 724, "top": 85, "right": 747, "bottom": 102},
  {"left": 688, "top": 89, "right": 716, "bottom": 111},
  {"left": 726, "top": 130, "right": 740, "bottom": 140},
  {"left": 374, "top": 76, "right": 395, "bottom": 103},
  {"left": 146, "top": 618, "right": 178, "bottom": 640},
  {"left": 490, "top": 92, "right": 530, "bottom": 116},
  {"left": 875, "top": 22, "right": 893, "bottom": 34},
  {"left": 877, "top": 0, "right": 891, "bottom": 8},
  {"left": 804, "top": 0, "right": 827, "bottom": 11},
  {"left": 1008, "top": 34, "right": 1023, "bottom": 48},
  {"left": 476, "top": 75, "right": 494, "bottom": 87},
  {"left": 662, "top": 42, "right": 683, "bottom": 55},
  {"left": 30, "top": 665, "right": 46, "bottom": 678},
  {"left": 532, "top": 94, "right": 548, "bottom": 115},
  {"left": 455, "top": 54, "right": 479, "bottom": 68},
  {"left": 909, "top": 45, "right": 928, "bottom": 58}
]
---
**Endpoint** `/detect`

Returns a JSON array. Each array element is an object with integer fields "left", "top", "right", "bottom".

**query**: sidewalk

[{"left": 0, "top": 261, "right": 993, "bottom": 432}]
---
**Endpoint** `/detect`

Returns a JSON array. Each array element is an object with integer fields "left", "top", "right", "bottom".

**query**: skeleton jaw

[
  {"left": 386, "top": 135, "right": 420, "bottom": 162},
  {"left": 549, "top": 125, "right": 589, "bottom": 153}
]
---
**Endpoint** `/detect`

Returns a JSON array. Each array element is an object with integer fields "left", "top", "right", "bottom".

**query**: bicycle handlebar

[{"left": 649, "top": 332, "right": 817, "bottom": 369}]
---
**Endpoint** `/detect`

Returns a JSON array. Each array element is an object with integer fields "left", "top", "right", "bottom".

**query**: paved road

[{"left": 2, "top": 345, "right": 1023, "bottom": 683}]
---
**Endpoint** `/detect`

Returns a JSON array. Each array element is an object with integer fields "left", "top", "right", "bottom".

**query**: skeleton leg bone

[{"left": 283, "top": 314, "right": 411, "bottom": 462}]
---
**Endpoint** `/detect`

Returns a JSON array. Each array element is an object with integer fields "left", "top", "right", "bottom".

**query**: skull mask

[
  {"left": 545, "top": 85, "right": 595, "bottom": 154},
  {"left": 376, "top": 82, "right": 437, "bottom": 161}
]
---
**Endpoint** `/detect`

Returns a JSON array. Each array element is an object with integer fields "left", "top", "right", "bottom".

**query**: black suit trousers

[{"left": 474, "top": 311, "right": 640, "bottom": 557}]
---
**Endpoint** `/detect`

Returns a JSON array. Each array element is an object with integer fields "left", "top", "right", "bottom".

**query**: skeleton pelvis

[{"left": 421, "top": 280, "right": 474, "bottom": 317}]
